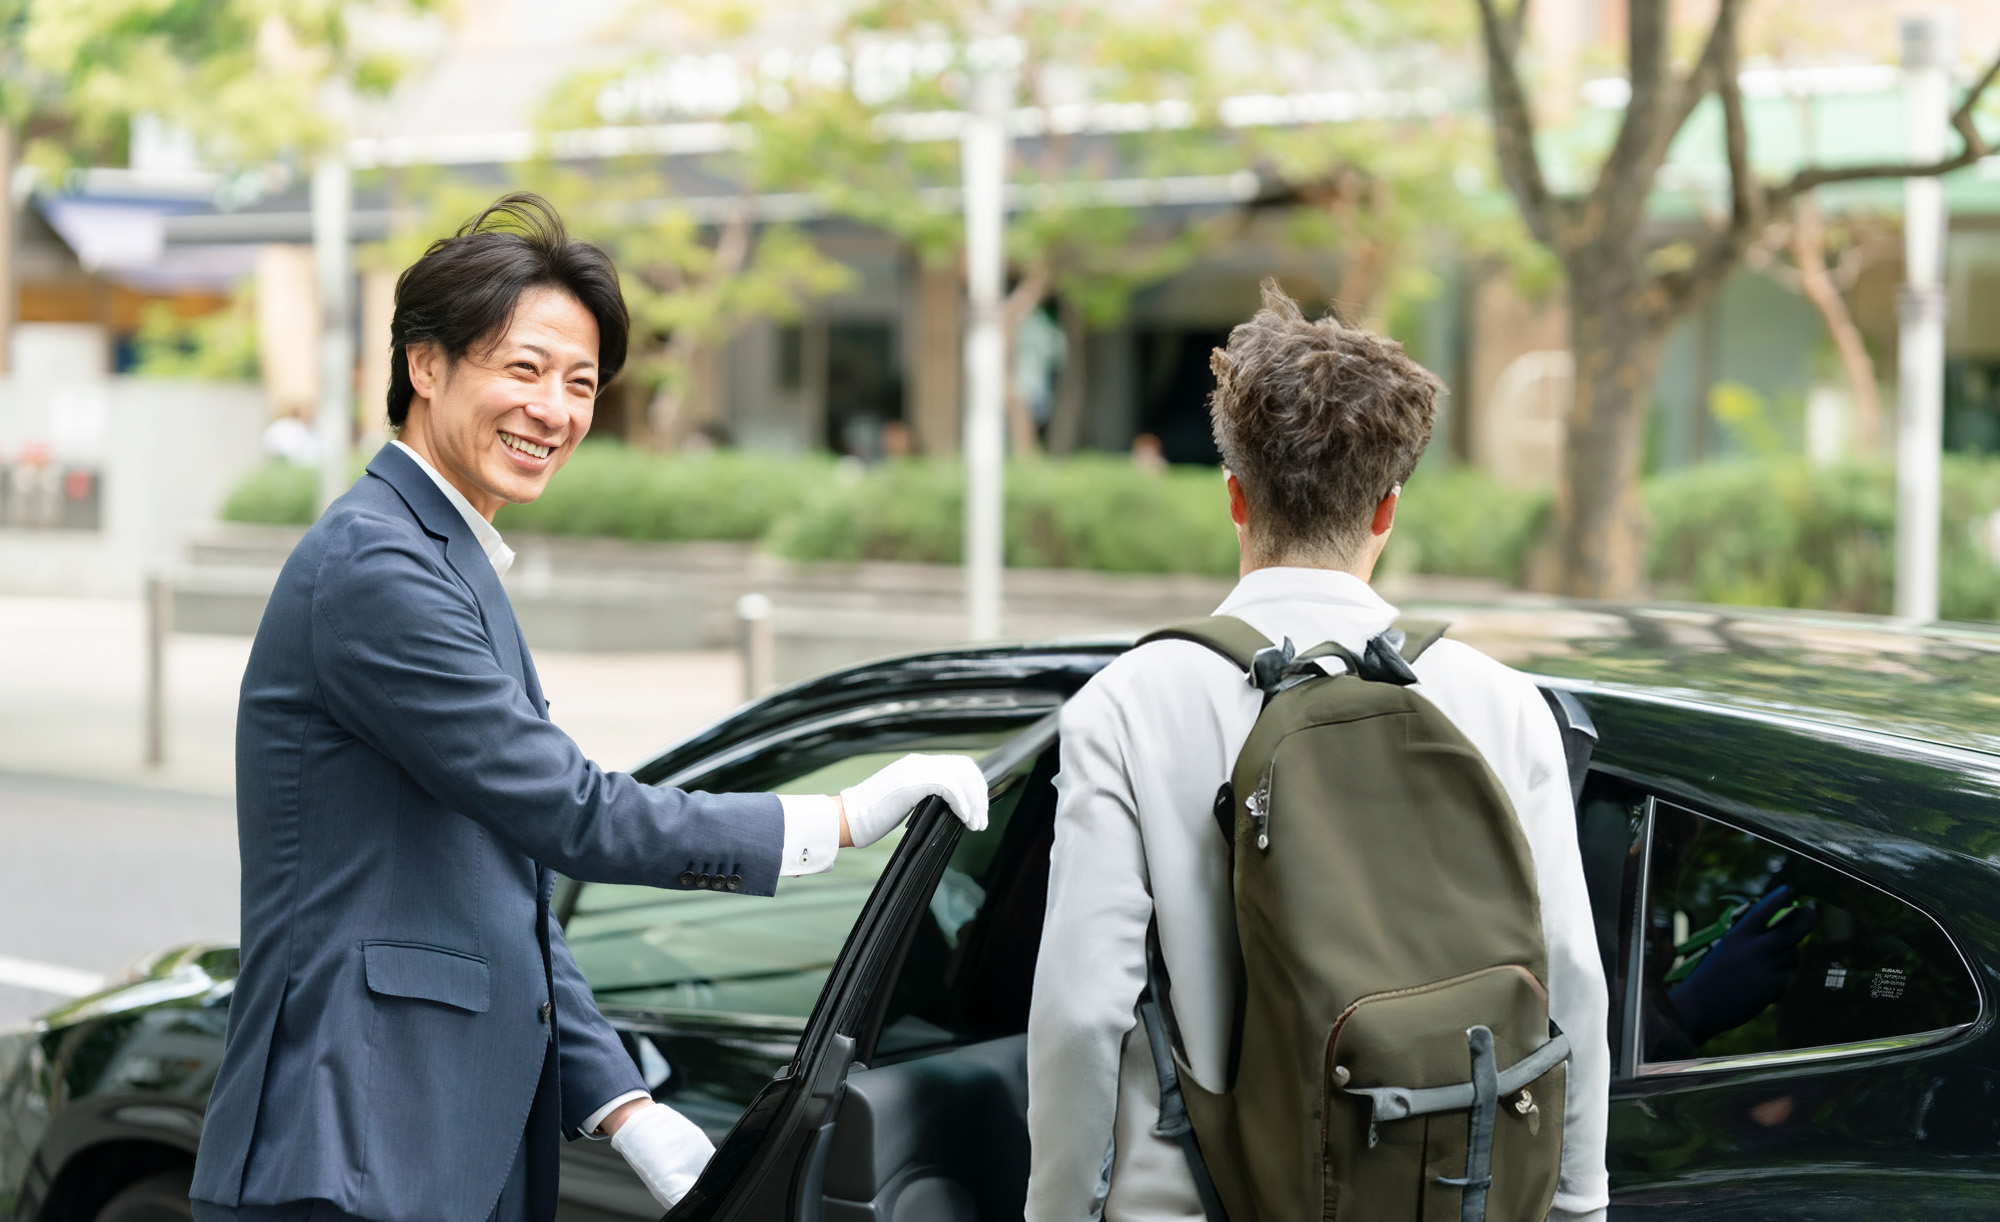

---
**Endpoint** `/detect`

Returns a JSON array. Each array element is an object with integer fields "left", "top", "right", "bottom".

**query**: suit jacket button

[
  {"left": 678, "top": 870, "right": 697, "bottom": 887},
  {"left": 726, "top": 874, "right": 743, "bottom": 891},
  {"left": 538, "top": 1001, "right": 552, "bottom": 1024},
  {"left": 695, "top": 873, "right": 712, "bottom": 888}
]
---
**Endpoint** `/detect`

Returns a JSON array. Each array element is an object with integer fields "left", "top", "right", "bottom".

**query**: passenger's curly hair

[{"left": 1208, "top": 280, "right": 1440, "bottom": 565}]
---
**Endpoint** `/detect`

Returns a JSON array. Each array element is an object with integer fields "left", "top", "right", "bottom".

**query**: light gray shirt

[{"left": 1025, "top": 567, "right": 1610, "bottom": 1222}]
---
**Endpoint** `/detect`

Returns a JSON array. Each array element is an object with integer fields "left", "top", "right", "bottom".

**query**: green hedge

[
  {"left": 493, "top": 444, "right": 835, "bottom": 542},
  {"left": 1379, "top": 467, "right": 1552, "bottom": 584},
  {"left": 1644, "top": 457, "right": 2000, "bottom": 621},
  {"left": 766, "top": 456, "right": 1241, "bottom": 574},
  {"left": 218, "top": 446, "right": 2000, "bottom": 622},
  {"left": 221, "top": 461, "right": 318, "bottom": 526}
]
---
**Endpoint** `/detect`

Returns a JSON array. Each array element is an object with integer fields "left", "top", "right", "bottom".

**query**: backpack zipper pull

[{"left": 1248, "top": 765, "right": 1273, "bottom": 850}]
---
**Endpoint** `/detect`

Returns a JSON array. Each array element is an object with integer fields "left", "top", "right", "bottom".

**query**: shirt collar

[
  {"left": 1213, "top": 566, "right": 1397, "bottom": 619},
  {"left": 389, "top": 440, "right": 516, "bottom": 578}
]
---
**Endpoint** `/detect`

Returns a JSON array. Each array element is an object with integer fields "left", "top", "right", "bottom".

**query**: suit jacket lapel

[{"left": 365, "top": 444, "right": 532, "bottom": 690}]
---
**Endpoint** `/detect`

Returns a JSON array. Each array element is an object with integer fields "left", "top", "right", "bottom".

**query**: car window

[
  {"left": 1639, "top": 800, "right": 1978, "bottom": 1069},
  {"left": 870, "top": 743, "right": 1060, "bottom": 1058},
  {"left": 563, "top": 733, "right": 1013, "bottom": 1023}
]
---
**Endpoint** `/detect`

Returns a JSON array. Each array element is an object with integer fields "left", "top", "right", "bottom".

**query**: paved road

[{"left": 0, "top": 770, "right": 238, "bottom": 1026}]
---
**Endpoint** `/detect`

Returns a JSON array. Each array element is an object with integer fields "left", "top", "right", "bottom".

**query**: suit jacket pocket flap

[{"left": 362, "top": 941, "right": 491, "bottom": 1013}]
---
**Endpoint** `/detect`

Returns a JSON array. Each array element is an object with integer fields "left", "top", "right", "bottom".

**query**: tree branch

[
  {"left": 1769, "top": 47, "right": 2000, "bottom": 212},
  {"left": 1716, "top": 21, "right": 1765, "bottom": 239},
  {"left": 1474, "top": 0, "right": 1565, "bottom": 249},
  {"left": 1667, "top": 40, "right": 2000, "bottom": 317},
  {"left": 1588, "top": 0, "right": 1672, "bottom": 233},
  {"left": 1662, "top": 0, "right": 1745, "bottom": 145}
]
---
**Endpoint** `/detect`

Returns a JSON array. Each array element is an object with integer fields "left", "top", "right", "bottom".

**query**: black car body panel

[{"left": 9, "top": 607, "right": 2000, "bottom": 1221}]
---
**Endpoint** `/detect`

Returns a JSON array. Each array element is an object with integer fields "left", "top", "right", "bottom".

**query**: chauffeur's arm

[{"left": 309, "top": 524, "right": 986, "bottom": 891}]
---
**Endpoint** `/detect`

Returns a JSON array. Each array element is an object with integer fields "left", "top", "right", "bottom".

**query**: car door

[
  {"left": 552, "top": 691, "right": 1061, "bottom": 1221},
  {"left": 600, "top": 706, "right": 1061, "bottom": 1222},
  {"left": 1570, "top": 693, "right": 2000, "bottom": 1220}
]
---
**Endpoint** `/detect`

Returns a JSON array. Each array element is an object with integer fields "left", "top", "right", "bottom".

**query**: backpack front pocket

[{"left": 1320, "top": 965, "right": 1565, "bottom": 1222}]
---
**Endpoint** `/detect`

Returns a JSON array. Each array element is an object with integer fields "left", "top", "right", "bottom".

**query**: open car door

[{"left": 664, "top": 711, "right": 1062, "bottom": 1222}]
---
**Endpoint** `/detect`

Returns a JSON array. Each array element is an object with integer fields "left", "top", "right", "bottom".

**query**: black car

[{"left": 7, "top": 604, "right": 2000, "bottom": 1222}]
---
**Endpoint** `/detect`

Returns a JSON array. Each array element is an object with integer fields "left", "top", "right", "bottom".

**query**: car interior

[{"left": 805, "top": 742, "right": 1059, "bottom": 1222}]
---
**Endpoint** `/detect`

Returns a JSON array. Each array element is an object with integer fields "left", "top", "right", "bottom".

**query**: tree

[
  {"left": 380, "top": 164, "right": 857, "bottom": 449},
  {"left": 567, "top": 0, "right": 1510, "bottom": 457},
  {"left": 1743, "top": 195, "right": 1898, "bottom": 455},
  {"left": 1475, "top": 0, "right": 2000, "bottom": 597},
  {"left": 0, "top": 0, "right": 434, "bottom": 370}
]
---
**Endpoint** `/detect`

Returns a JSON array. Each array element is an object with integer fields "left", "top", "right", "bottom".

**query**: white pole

[
  {"left": 1894, "top": 10, "right": 1954, "bottom": 622},
  {"left": 144, "top": 568, "right": 172, "bottom": 766},
  {"left": 961, "top": 24, "right": 1014, "bottom": 642},
  {"left": 313, "top": 156, "right": 354, "bottom": 515}
]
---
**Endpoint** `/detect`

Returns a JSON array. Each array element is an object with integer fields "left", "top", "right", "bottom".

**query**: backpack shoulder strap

[{"left": 1137, "top": 615, "right": 1273, "bottom": 673}]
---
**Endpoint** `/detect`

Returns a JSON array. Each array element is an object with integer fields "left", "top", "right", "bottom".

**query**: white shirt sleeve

[
  {"left": 777, "top": 793, "right": 842, "bottom": 877},
  {"left": 1412, "top": 643, "right": 1610, "bottom": 1216},
  {"left": 1025, "top": 686, "right": 1155, "bottom": 1222},
  {"left": 581, "top": 1089, "right": 654, "bottom": 1139},
  {"left": 1514, "top": 685, "right": 1613, "bottom": 1217}
]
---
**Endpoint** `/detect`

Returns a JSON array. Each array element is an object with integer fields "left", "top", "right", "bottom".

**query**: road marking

[{"left": 0, "top": 954, "right": 107, "bottom": 998}]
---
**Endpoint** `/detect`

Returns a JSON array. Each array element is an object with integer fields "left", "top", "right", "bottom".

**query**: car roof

[
  {"left": 808, "top": 600, "right": 2000, "bottom": 763},
  {"left": 1412, "top": 600, "right": 2000, "bottom": 761}
]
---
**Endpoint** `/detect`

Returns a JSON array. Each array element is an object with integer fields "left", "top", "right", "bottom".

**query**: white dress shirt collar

[
  {"left": 390, "top": 440, "right": 516, "bottom": 578},
  {"left": 1212, "top": 565, "right": 1396, "bottom": 620}
]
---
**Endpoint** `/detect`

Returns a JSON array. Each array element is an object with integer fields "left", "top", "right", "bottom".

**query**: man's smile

[{"left": 499, "top": 430, "right": 555, "bottom": 460}]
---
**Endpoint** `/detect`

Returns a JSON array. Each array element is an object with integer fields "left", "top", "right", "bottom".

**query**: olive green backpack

[{"left": 1135, "top": 615, "right": 1570, "bottom": 1222}]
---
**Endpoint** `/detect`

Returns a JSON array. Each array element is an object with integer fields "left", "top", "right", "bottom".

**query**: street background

[{"left": 5, "top": 0, "right": 2000, "bottom": 1025}]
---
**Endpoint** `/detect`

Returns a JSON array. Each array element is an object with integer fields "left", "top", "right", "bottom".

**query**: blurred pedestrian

[
  {"left": 1026, "top": 281, "right": 1608, "bottom": 1222},
  {"left": 189, "top": 193, "right": 990, "bottom": 1222},
  {"left": 261, "top": 409, "right": 319, "bottom": 465}
]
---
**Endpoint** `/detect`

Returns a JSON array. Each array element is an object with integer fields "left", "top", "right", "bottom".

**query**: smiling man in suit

[{"left": 189, "top": 194, "right": 988, "bottom": 1222}]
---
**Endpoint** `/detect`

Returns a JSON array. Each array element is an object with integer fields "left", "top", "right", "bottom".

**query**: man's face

[{"left": 402, "top": 285, "right": 600, "bottom": 519}]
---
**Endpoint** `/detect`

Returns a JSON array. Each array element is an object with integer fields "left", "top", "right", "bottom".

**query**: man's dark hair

[
  {"left": 386, "top": 192, "right": 628, "bottom": 427},
  {"left": 1208, "top": 280, "right": 1440, "bottom": 564}
]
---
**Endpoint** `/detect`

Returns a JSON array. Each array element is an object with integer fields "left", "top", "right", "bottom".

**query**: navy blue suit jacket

[{"left": 190, "top": 444, "right": 783, "bottom": 1222}]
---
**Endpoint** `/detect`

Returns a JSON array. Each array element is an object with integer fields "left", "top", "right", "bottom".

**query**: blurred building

[{"left": 8, "top": 0, "right": 2000, "bottom": 488}]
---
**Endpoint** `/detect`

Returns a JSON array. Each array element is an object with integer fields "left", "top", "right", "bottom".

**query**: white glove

[
  {"left": 840, "top": 753, "right": 988, "bottom": 848},
  {"left": 609, "top": 1102, "right": 715, "bottom": 1212}
]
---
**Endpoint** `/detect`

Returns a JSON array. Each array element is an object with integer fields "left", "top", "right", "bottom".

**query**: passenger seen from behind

[{"left": 1024, "top": 282, "right": 1609, "bottom": 1222}]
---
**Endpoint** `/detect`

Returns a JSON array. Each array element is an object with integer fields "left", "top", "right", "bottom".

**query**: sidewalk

[{"left": 3, "top": 596, "right": 752, "bottom": 799}]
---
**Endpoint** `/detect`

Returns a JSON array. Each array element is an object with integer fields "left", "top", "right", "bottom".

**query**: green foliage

[
  {"left": 221, "top": 460, "right": 317, "bottom": 526},
  {"left": 1380, "top": 466, "right": 1551, "bottom": 582},
  {"left": 10, "top": 0, "right": 439, "bottom": 171},
  {"left": 493, "top": 443, "right": 838, "bottom": 542},
  {"left": 1005, "top": 458, "right": 1240, "bottom": 573},
  {"left": 383, "top": 161, "right": 859, "bottom": 414},
  {"left": 129, "top": 291, "right": 258, "bottom": 381},
  {"left": 1706, "top": 382, "right": 1791, "bottom": 459},
  {"left": 766, "top": 458, "right": 965, "bottom": 564},
  {"left": 1644, "top": 458, "right": 2000, "bottom": 622},
  {"left": 217, "top": 447, "right": 2000, "bottom": 624},
  {"left": 767, "top": 456, "right": 1241, "bottom": 573}
]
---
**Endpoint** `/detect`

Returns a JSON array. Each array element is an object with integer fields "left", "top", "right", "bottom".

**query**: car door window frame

[
  {"left": 665, "top": 712, "right": 1062, "bottom": 1222},
  {"left": 554, "top": 689, "right": 1061, "bottom": 928},
  {"left": 1616, "top": 792, "right": 1982, "bottom": 1079}
]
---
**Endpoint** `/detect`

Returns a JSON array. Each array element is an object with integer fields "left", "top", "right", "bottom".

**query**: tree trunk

[
  {"left": 1788, "top": 195, "right": 1880, "bottom": 454},
  {"left": 1556, "top": 269, "right": 1669, "bottom": 599}
]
